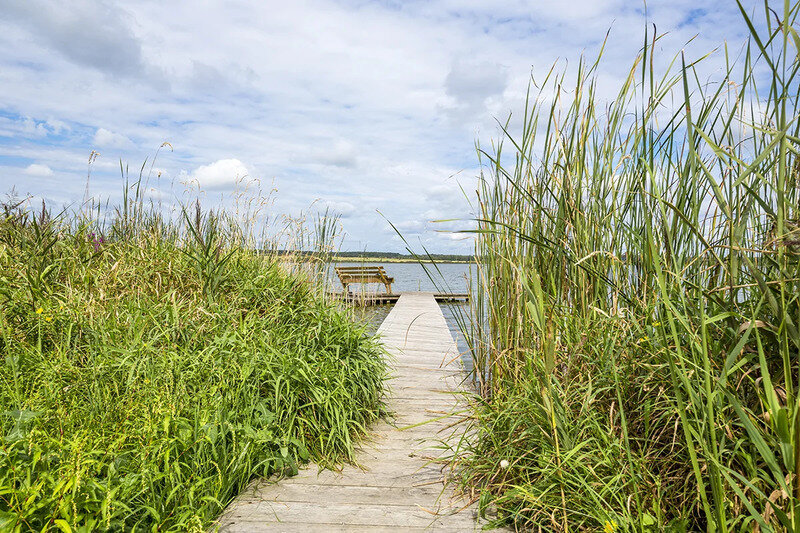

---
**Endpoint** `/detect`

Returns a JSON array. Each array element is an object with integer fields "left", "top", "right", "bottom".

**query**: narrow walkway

[{"left": 216, "top": 293, "right": 482, "bottom": 532}]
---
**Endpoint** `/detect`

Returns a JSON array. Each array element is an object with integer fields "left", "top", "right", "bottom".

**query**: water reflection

[
  {"left": 350, "top": 304, "right": 393, "bottom": 336},
  {"left": 439, "top": 302, "right": 473, "bottom": 372}
]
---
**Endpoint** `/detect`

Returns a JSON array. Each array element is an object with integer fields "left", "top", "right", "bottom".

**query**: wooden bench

[{"left": 334, "top": 266, "right": 394, "bottom": 294}]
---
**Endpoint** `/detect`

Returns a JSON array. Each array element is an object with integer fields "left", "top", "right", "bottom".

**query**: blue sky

[{"left": 0, "top": 0, "right": 755, "bottom": 252}]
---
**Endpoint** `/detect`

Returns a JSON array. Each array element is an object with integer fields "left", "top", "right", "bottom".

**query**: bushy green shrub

[{"left": 0, "top": 208, "right": 385, "bottom": 531}]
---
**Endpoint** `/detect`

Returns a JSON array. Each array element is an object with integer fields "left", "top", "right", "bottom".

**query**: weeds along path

[{"left": 217, "top": 293, "right": 489, "bottom": 532}]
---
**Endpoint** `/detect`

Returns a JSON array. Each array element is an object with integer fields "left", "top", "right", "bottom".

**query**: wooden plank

[
  {"left": 328, "top": 291, "right": 468, "bottom": 306},
  {"left": 237, "top": 483, "right": 461, "bottom": 506},
  {"left": 220, "top": 501, "right": 478, "bottom": 529},
  {"left": 220, "top": 524, "right": 473, "bottom": 533},
  {"left": 215, "top": 293, "right": 499, "bottom": 532}
]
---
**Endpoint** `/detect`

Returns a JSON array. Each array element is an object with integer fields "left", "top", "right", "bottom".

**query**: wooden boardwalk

[
  {"left": 216, "top": 293, "right": 483, "bottom": 532},
  {"left": 326, "top": 292, "right": 469, "bottom": 306}
]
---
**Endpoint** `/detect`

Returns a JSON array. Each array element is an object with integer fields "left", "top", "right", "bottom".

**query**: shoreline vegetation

[
  {"left": 4, "top": 1, "right": 800, "bottom": 531},
  {"left": 331, "top": 251, "right": 473, "bottom": 263},
  {"left": 332, "top": 256, "right": 471, "bottom": 263},
  {"left": 272, "top": 250, "right": 474, "bottom": 263},
  {"left": 0, "top": 191, "right": 386, "bottom": 531},
  {"left": 452, "top": 2, "right": 800, "bottom": 531}
]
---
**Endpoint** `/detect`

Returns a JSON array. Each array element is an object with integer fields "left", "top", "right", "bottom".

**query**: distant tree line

[
  {"left": 266, "top": 250, "right": 474, "bottom": 262},
  {"left": 333, "top": 251, "right": 473, "bottom": 261}
]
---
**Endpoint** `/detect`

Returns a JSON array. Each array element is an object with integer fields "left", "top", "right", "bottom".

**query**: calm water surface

[
  {"left": 328, "top": 261, "right": 474, "bottom": 293},
  {"left": 334, "top": 262, "right": 475, "bottom": 371}
]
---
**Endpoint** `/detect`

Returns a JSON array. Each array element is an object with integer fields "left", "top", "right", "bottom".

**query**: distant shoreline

[
  {"left": 332, "top": 256, "right": 472, "bottom": 264},
  {"left": 269, "top": 250, "right": 474, "bottom": 263}
]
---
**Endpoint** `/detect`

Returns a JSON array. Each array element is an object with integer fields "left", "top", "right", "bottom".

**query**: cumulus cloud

[
  {"left": 93, "top": 128, "right": 132, "bottom": 148},
  {"left": 393, "top": 219, "right": 427, "bottom": 234},
  {"left": 0, "top": 0, "right": 754, "bottom": 253},
  {"left": 24, "top": 163, "right": 53, "bottom": 177},
  {"left": 46, "top": 118, "right": 69, "bottom": 135},
  {"left": 439, "top": 58, "right": 510, "bottom": 125},
  {"left": 2, "top": 0, "right": 154, "bottom": 79},
  {"left": 188, "top": 159, "right": 250, "bottom": 190},
  {"left": 321, "top": 200, "right": 356, "bottom": 217},
  {"left": 444, "top": 231, "right": 472, "bottom": 241}
]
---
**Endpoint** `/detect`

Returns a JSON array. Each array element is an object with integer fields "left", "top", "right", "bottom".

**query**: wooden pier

[
  {"left": 328, "top": 291, "right": 469, "bottom": 306},
  {"left": 216, "top": 293, "right": 487, "bottom": 531}
]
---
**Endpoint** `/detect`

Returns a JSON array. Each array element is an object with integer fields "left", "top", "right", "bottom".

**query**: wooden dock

[
  {"left": 328, "top": 291, "right": 469, "bottom": 306},
  {"left": 216, "top": 292, "right": 485, "bottom": 531}
]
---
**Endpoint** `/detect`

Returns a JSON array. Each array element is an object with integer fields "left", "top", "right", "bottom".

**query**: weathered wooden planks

[
  {"left": 326, "top": 292, "right": 469, "bottom": 306},
  {"left": 215, "top": 293, "right": 489, "bottom": 532}
]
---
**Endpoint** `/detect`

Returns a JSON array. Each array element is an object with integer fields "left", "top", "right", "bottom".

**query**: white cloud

[
  {"left": 445, "top": 58, "right": 509, "bottom": 106},
  {"left": 308, "top": 140, "right": 358, "bottom": 168},
  {"left": 321, "top": 200, "right": 356, "bottom": 217},
  {"left": 93, "top": 128, "right": 132, "bottom": 148},
  {"left": 393, "top": 219, "right": 427, "bottom": 234},
  {"left": 45, "top": 118, "right": 69, "bottom": 134},
  {"left": 2, "top": 0, "right": 156, "bottom": 79},
  {"left": 0, "top": 0, "right": 757, "bottom": 253},
  {"left": 24, "top": 163, "right": 54, "bottom": 177},
  {"left": 188, "top": 158, "right": 250, "bottom": 190},
  {"left": 21, "top": 117, "right": 49, "bottom": 137},
  {"left": 446, "top": 232, "right": 473, "bottom": 241}
]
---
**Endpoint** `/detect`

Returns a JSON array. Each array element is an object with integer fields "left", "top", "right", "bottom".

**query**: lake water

[
  {"left": 331, "top": 262, "right": 475, "bottom": 372},
  {"left": 328, "top": 261, "right": 474, "bottom": 293}
]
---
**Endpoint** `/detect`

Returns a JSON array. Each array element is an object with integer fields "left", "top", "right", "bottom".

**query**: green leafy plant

[
  {"left": 0, "top": 185, "right": 386, "bottom": 531},
  {"left": 453, "top": 1, "right": 800, "bottom": 530}
]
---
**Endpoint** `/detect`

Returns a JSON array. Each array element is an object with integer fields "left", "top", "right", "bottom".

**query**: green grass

[
  {"left": 452, "top": 1, "right": 800, "bottom": 531},
  {"left": 0, "top": 198, "right": 386, "bottom": 531}
]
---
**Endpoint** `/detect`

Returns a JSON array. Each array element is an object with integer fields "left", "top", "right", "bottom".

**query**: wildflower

[
  {"left": 499, "top": 459, "right": 510, "bottom": 469},
  {"left": 653, "top": 322, "right": 661, "bottom": 326},
  {"left": 88, "top": 232, "right": 104, "bottom": 252},
  {"left": 36, "top": 307, "right": 43, "bottom": 314},
  {"left": 604, "top": 519, "right": 618, "bottom": 533},
  {"left": 45, "top": 316, "right": 52, "bottom": 322},
  {"left": 637, "top": 336, "right": 648, "bottom": 343}
]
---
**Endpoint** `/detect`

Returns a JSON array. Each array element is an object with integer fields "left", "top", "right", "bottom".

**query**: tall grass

[
  {"left": 0, "top": 179, "right": 385, "bottom": 531},
  {"left": 458, "top": 2, "right": 800, "bottom": 530}
]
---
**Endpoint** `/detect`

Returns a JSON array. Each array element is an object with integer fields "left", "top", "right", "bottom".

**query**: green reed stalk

[{"left": 457, "top": 1, "right": 800, "bottom": 530}]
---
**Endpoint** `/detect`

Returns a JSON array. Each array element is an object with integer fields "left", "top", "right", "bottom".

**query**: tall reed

[{"left": 459, "top": 2, "right": 800, "bottom": 530}]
